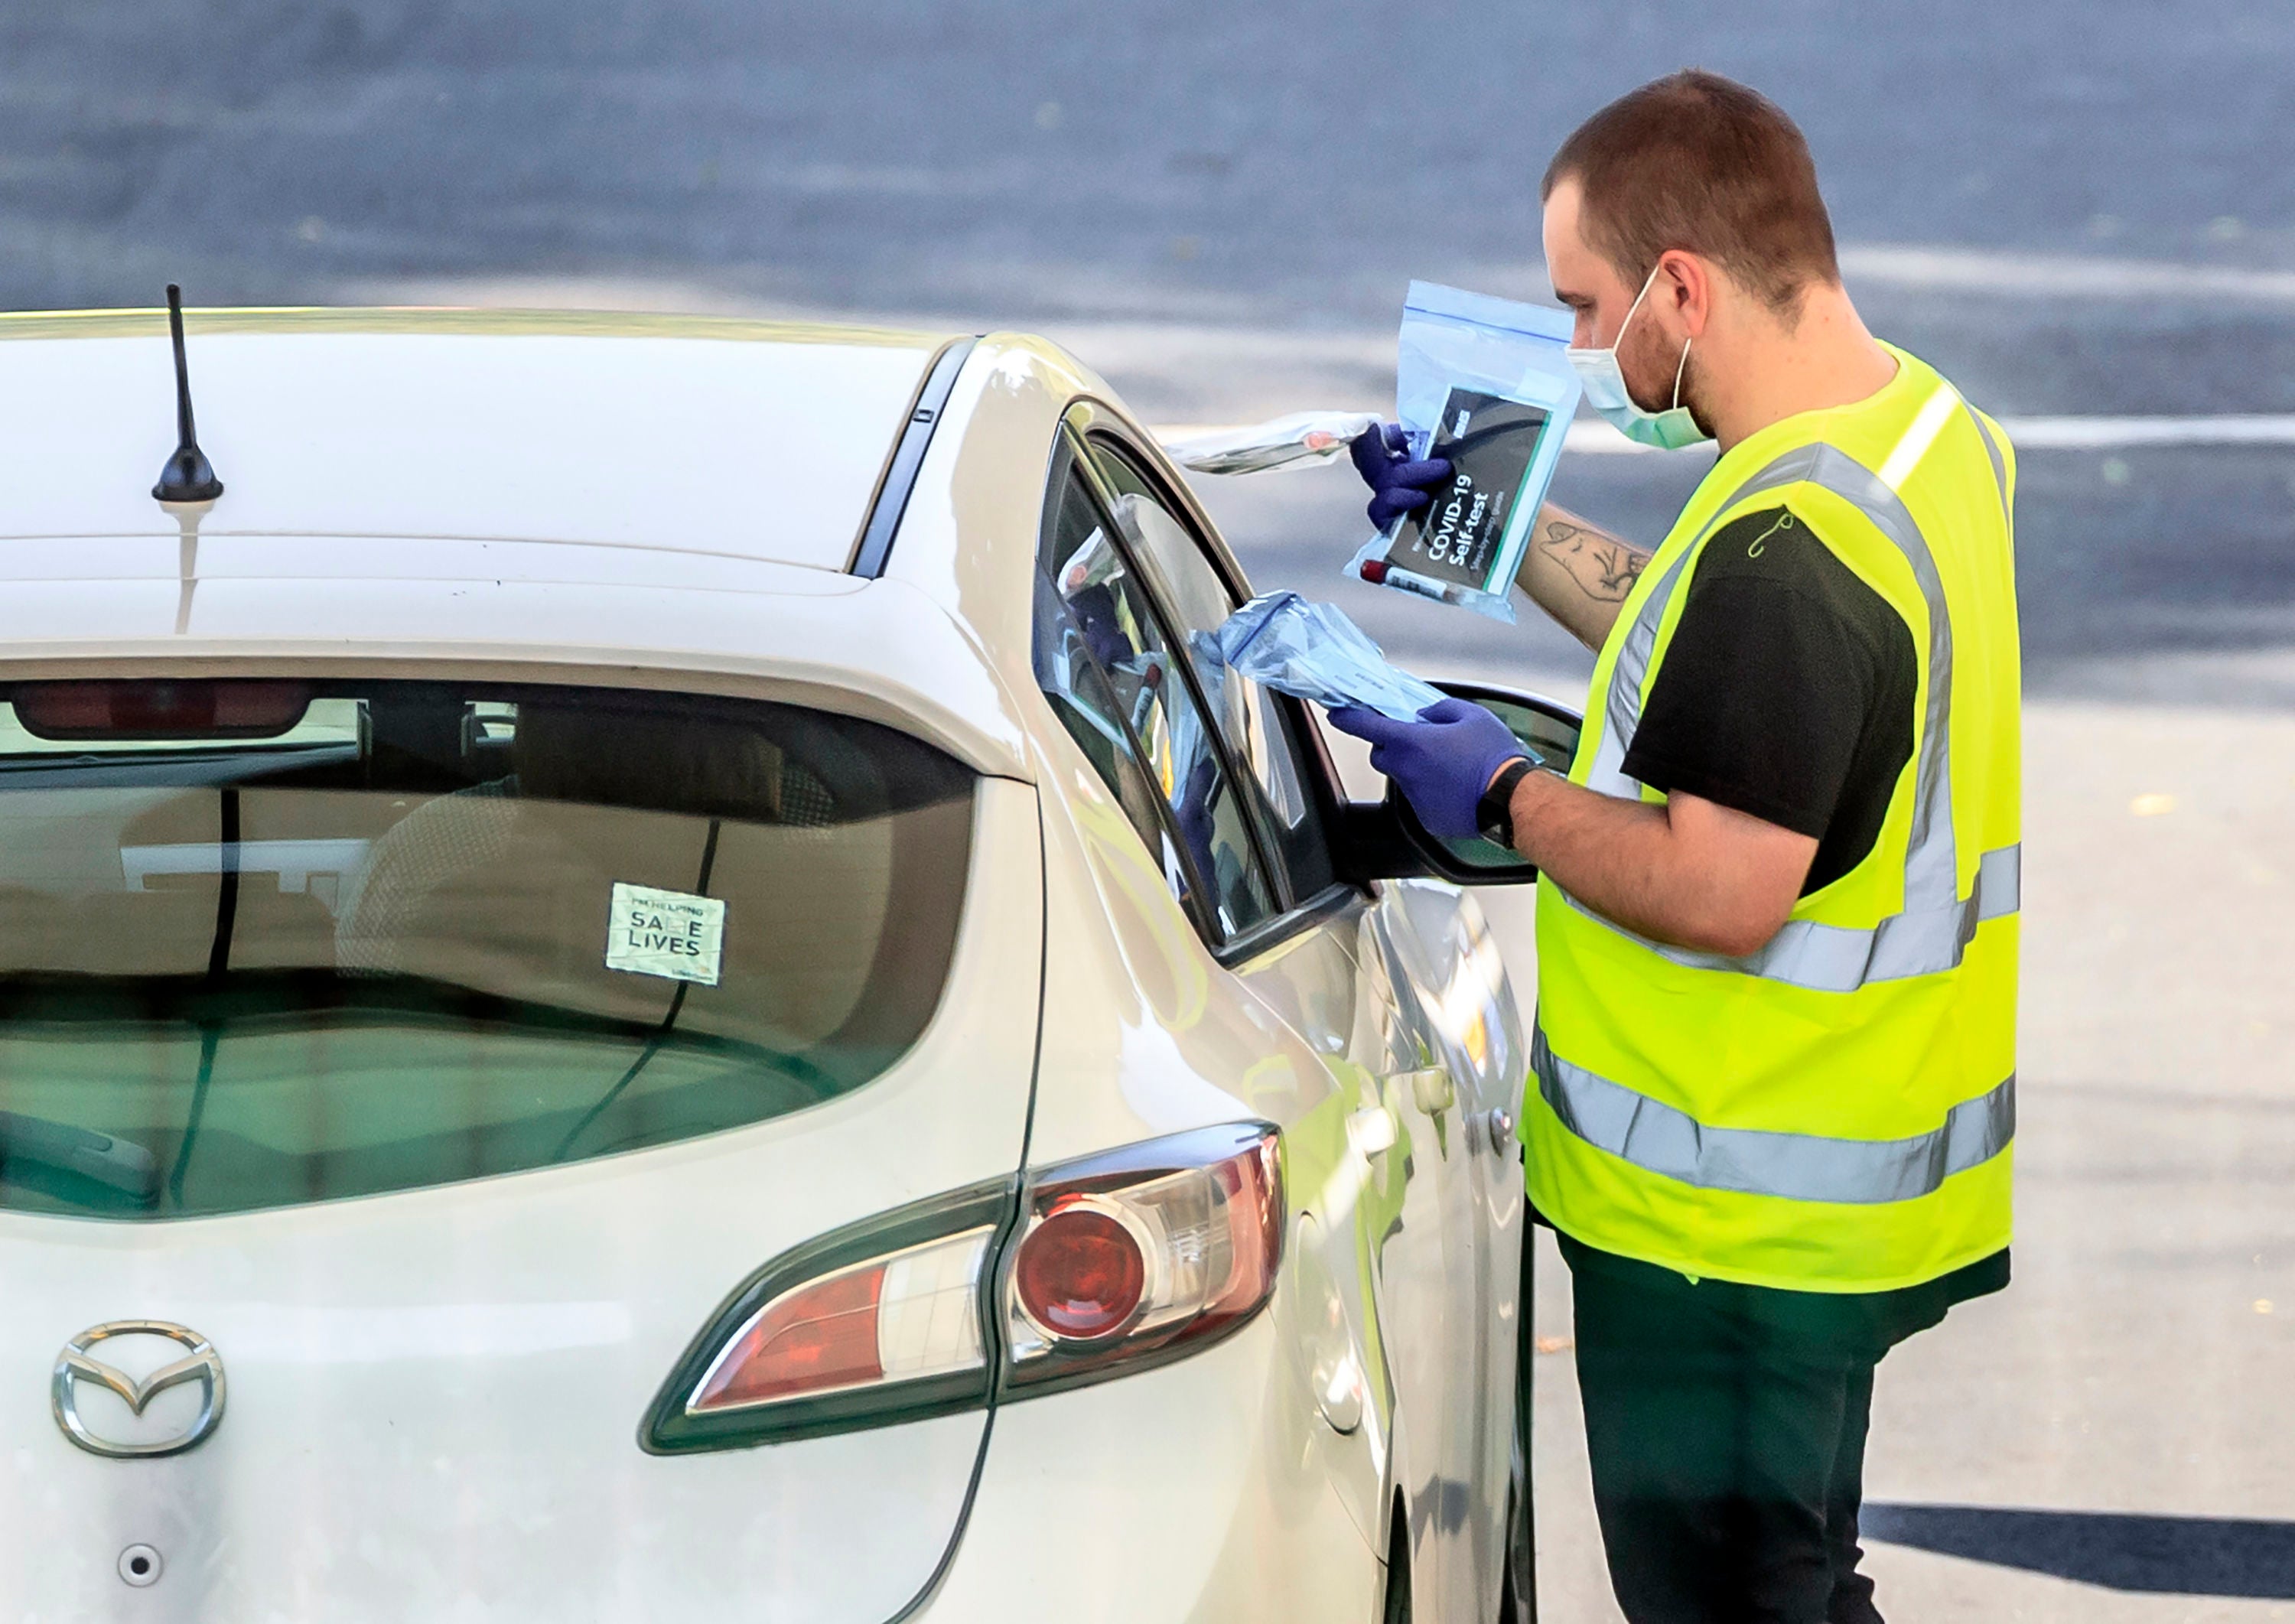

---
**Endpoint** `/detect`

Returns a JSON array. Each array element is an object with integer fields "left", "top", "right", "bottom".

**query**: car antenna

[{"left": 151, "top": 284, "right": 224, "bottom": 504}]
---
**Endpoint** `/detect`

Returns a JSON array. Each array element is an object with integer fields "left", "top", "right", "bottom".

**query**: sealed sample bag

[
  {"left": 1162, "top": 412, "right": 1382, "bottom": 477},
  {"left": 1202, "top": 591, "right": 1447, "bottom": 721},
  {"left": 1348, "top": 282, "right": 1582, "bottom": 621}
]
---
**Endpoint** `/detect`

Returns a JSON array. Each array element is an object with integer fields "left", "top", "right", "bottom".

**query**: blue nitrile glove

[
  {"left": 1328, "top": 697, "right": 1528, "bottom": 841},
  {"left": 1349, "top": 421, "right": 1454, "bottom": 531},
  {"left": 1173, "top": 752, "right": 1221, "bottom": 889},
  {"left": 1066, "top": 581, "right": 1133, "bottom": 670}
]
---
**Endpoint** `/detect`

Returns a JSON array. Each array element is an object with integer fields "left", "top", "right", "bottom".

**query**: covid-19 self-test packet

[{"left": 1346, "top": 282, "right": 1582, "bottom": 622}]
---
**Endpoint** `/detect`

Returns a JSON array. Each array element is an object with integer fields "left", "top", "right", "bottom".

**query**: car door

[
  {"left": 1378, "top": 877, "right": 1530, "bottom": 1623},
  {"left": 1044, "top": 407, "right": 1512, "bottom": 1618}
]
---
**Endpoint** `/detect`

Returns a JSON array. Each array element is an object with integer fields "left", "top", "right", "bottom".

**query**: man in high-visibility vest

[{"left": 1333, "top": 70, "right": 2017, "bottom": 1624}]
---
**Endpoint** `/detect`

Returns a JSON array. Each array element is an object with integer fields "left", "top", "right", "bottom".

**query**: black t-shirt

[
  {"left": 1587, "top": 503, "right": 2007, "bottom": 1311},
  {"left": 1554, "top": 1228, "right": 2009, "bottom": 1359},
  {"left": 1622, "top": 505, "right": 1916, "bottom": 895}
]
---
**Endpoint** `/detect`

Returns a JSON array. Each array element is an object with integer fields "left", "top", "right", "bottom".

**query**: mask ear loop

[
  {"left": 1616, "top": 263, "right": 1693, "bottom": 412},
  {"left": 1610, "top": 265, "right": 1661, "bottom": 353}
]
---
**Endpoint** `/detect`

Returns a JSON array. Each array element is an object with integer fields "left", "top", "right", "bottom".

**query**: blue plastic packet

[
  {"left": 1202, "top": 591, "right": 1447, "bottom": 721},
  {"left": 1346, "top": 282, "right": 1583, "bottom": 623}
]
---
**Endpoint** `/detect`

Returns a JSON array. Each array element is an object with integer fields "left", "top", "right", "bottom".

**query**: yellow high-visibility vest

[{"left": 1525, "top": 344, "right": 2020, "bottom": 1293}]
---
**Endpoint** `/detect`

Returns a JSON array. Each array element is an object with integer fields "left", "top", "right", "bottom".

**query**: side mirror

[{"left": 1334, "top": 682, "right": 1583, "bottom": 887}]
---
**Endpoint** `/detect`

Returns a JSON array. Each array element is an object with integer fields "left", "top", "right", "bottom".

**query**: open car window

[
  {"left": 1086, "top": 438, "right": 1337, "bottom": 904},
  {"left": 1031, "top": 442, "right": 1280, "bottom": 944}
]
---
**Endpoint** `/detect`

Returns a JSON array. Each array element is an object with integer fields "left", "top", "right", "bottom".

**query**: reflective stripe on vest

[
  {"left": 1572, "top": 382, "right": 2015, "bottom": 991},
  {"left": 1967, "top": 408, "right": 2010, "bottom": 512},
  {"left": 1567, "top": 843, "right": 2020, "bottom": 994},
  {"left": 1532, "top": 1024, "right": 2016, "bottom": 1205}
]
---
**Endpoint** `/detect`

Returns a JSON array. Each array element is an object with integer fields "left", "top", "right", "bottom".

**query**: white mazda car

[{"left": 0, "top": 306, "right": 1580, "bottom": 1622}]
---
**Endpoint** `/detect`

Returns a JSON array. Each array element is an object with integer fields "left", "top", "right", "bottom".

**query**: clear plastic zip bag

[
  {"left": 1346, "top": 282, "right": 1582, "bottom": 622},
  {"left": 1161, "top": 412, "right": 1382, "bottom": 477},
  {"left": 1200, "top": 591, "right": 1446, "bottom": 721}
]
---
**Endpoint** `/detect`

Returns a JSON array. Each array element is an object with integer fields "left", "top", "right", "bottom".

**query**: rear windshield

[{"left": 0, "top": 679, "right": 975, "bottom": 1219}]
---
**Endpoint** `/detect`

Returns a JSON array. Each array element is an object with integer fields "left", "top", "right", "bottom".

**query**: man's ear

[{"left": 1652, "top": 249, "right": 1716, "bottom": 341}]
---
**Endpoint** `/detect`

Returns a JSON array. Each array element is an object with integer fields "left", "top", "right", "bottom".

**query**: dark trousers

[{"left": 1561, "top": 1235, "right": 1942, "bottom": 1624}]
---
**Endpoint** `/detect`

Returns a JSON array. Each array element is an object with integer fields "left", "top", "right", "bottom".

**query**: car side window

[
  {"left": 1032, "top": 450, "right": 1278, "bottom": 942},
  {"left": 1086, "top": 440, "right": 1337, "bottom": 903},
  {"left": 1032, "top": 544, "right": 1191, "bottom": 901}
]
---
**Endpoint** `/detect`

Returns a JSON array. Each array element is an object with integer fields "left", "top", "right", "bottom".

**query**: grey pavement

[{"left": 6, "top": 4, "right": 2295, "bottom": 1616}]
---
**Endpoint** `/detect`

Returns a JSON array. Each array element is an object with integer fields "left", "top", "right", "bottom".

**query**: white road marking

[
  {"left": 1839, "top": 244, "right": 2295, "bottom": 303},
  {"left": 1156, "top": 415, "right": 2295, "bottom": 458},
  {"left": 1558, "top": 414, "right": 2295, "bottom": 455},
  {"left": 1971, "top": 415, "right": 2295, "bottom": 449}
]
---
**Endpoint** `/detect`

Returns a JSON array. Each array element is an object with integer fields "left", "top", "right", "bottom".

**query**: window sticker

[{"left": 606, "top": 883, "right": 726, "bottom": 986}]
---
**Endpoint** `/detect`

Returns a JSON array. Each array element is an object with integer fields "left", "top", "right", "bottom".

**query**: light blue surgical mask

[{"left": 1565, "top": 267, "right": 1712, "bottom": 450}]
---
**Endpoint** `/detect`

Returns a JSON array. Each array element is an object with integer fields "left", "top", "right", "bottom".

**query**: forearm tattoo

[{"left": 1537, "top": 518, "right": 1650, "bottom": 604}]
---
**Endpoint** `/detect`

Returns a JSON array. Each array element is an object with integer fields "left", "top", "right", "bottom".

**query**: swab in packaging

[
  {"left": 1162, "top": 411, "right": 1383, "bottom": 476},
  {"left": 1202, "top": 591, "right": 1447, "bottom": 721},
  {"left": 1346, "top": 282, "right": 1581, "bottom": 622}
]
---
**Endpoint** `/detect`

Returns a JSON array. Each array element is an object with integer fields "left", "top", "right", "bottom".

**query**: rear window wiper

[{"left": 0, "top": 1111, "right": 161, "bottom": 1202}]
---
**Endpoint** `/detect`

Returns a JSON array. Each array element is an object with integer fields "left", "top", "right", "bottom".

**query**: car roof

[
  {"left": 0, "top": 307, "right": 952, "bottom": 570},
  {"left": 0, "top": 314, "right": 1215, "bottom": 783}
]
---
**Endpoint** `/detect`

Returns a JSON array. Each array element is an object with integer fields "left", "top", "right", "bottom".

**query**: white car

[{"left": 0, "top": 307, "right": 1580, "bottom": 1622}]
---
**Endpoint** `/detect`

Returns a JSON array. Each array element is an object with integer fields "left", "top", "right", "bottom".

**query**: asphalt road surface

[
  {"left": 6, "top": 5, "right": 2295, "bottom": 1616},
  {"left": 8, "top": 1, "right": 2294, "bottom": 707}
]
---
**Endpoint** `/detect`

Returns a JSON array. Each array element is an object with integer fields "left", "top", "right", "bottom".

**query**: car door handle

[{"left": 1389, "top": 1066, "right": 1454, "bottom": 1115}]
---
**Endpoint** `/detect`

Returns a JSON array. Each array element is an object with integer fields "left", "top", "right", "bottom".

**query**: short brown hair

[{"left": 1542, "top": 70, "right": 1839, "bottom": 317}]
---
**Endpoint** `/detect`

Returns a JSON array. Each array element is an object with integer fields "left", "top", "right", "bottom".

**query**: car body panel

[
  {"left": 0, "top": 778, "right": 1042, "bottom": 1623},
  {"left": 877, "top": 333, "right": 1108, "bottom": 701},
  {"left": 1377, "top": 882, "right": 1528, "bottom": 1623},
  {"left": 0, "top": 311, "right": 1532, "bottom": 1624},
  {"left": 1024, "top": 712, "right": 1405, "bottom": 1548},
  {"left": 919, "top": 1320, "right": 1379, "bottom": 1624},
  {"left": 0, "top": 532, "right": 872, "bottom": 591},
  {"left": 0, "top": 570, "right": 1032, "bottom": 783},
  {"left": 0, "top": 310, "right": 945, "bottom": 568},
  {"left": 1024, "top": 691, "right": 1527, "bottom": 1619},
  {"left": 1010, "top": 393, "right": 1531, "bottom": 1619}
]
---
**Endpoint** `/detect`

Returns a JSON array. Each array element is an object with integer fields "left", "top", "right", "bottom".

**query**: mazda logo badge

[{"left": 52, "top": 1321, "right": 226, "bottom": 1459}]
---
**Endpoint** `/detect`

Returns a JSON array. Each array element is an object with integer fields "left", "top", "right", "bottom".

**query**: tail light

[
  {"left": 1012, "top": 1198, "right": 1148, "bottom": 1340},
  {"left": 1003, "top": 1121, "right": 1283, "bottom": 1393},
  {"left": 687, "top": 1227, "right": 991, "bottom": 1413},
  {"left": 641, "top": 1184, "right": 1009, "bottom": 1454},
  {"left": 640, "top": 1124, "right": 1283, "bottom": 1454}
]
